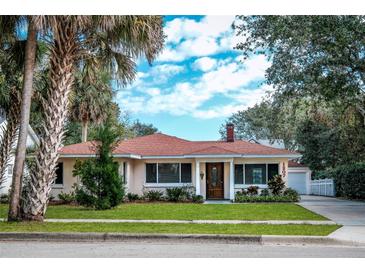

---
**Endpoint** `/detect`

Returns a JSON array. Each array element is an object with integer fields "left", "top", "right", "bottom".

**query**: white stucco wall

[{"left": 52, "top": 156, "right": 289, "bottom": 200}]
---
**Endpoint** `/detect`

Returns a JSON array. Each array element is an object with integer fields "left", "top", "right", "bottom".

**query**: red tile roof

[{"left": 59, "top": 133, "right": 299, "bottom": 157}]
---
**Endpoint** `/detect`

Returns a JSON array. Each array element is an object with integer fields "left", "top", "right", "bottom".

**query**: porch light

[{"left": 200, "top": 171, "right": 204, "bottom": 180}]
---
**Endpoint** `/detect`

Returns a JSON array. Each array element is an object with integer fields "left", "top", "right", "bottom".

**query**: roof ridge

[
  {"left": 188, "top": 145, "right": 238, "bottom": 155},
  {"left": 120, "top": 132, "right": 191, "bottom": 143},
  {"left": 245, "top": 140, "right": 294, "bottom": 153}
]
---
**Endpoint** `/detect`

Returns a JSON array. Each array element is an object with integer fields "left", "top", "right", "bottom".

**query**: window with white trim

[
  {"left": 145, "top": 163, "right": 192, "bottom": 184},
  {"left": 234, "top": 163, "right": 279, "bottom": 185}
]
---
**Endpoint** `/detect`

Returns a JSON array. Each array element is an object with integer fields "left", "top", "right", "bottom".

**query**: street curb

[
  {"left": 0, "top": 232, "right": 260, "bottom": 243},
  {"left": 0, "top": 232, "right": 362, "bottom": 246}
]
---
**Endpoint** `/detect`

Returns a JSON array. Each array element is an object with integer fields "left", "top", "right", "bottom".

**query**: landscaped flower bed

[
  {"left": 127, "top": 187, "right": 204, "bottom": 203},
  {"left": 234, "top": 175, "right": 300, "bottom": 203}
]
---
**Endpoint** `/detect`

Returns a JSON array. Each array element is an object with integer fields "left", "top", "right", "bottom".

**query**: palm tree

[
  {"left": 21, "top": 16, "right": 164, "bottom": 221},
  {"left": 8, "top": 18, "right": 38, "bottom": 221},
  {"left": 0, "top": 16, "right": 39, "bottom": 221},
  {"left": 70, "top": 68, "right": 113, "bottom": 142},
  {"left": 0, "top": 37, "right": 24, "bottom": 187}
]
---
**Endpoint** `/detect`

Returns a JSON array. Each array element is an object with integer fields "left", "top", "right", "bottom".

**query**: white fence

[{"left": 310, "top": 178, "right": 335, "bottom": 196}]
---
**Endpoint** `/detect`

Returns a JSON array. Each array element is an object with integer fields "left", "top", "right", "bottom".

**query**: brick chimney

[{"left": 226, "top": 123, "right": 234, "bottom": 142}]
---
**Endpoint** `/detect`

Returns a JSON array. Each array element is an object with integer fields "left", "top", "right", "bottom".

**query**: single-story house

[{"left": 52, "top": 124, "right": 301, "bottom": 200}]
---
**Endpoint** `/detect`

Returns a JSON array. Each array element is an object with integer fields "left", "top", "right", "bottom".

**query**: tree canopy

[
  {"left": 223, "top": 16, "right": 365, "bottom": 174},
  {"left": 234, "top": 16, "right": 365, "bottom": 118}
]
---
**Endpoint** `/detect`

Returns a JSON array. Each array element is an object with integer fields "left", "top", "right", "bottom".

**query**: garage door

[{"left": 288, "top": 172, "right": 307, "bottom": 194}]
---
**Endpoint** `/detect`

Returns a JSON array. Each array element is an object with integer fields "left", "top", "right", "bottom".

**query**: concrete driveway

[
  {"left": 299, "top": 195, "right": 365, "bottom": 244},
  {"left": 299, "top": 195, "right": 365, "bottom": 225}
]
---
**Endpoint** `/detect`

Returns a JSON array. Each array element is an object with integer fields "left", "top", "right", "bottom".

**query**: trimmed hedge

[
  {"left": 332, "top": 162, "right": 365, "bottom": 199},
  {"left": 235, "top": 195, "right": 299, "bottom": 203},
  {"left": 235, "top": 193, "right": 300, "bottom": 203}
]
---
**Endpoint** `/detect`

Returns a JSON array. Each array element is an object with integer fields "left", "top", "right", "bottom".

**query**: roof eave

[
  {"left": 59, "top": 153, "right": 141, "bottom": 159},
  {"left": 59, "top": 153, "right": 301, "bottom": 159},
  {"left": 241, "top": 154, "right": 301, "bottom": 159}
]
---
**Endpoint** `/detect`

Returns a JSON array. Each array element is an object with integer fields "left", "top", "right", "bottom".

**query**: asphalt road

[{"left": 1, "top": 240, "right": 365, "bottom": 257}]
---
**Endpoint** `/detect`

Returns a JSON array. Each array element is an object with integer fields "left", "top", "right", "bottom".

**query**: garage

[
  {"left": 288, "top": 172, "right": 308, "bottom": 194},
  {"left": 288, "top": 161, "right": 311, "bottom": 195}
]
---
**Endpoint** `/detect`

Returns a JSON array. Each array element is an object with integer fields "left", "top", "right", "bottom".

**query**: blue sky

[{"left": 114, "top": 15, "right": 269, "bottom": 141}]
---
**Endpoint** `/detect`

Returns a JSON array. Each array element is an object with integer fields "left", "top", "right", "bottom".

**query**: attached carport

[{"left": 288, "top": 161, "right": 311, "bottom": 195}]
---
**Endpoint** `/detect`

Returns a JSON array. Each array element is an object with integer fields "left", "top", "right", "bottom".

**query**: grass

[
  {"left": 0, "top": 221, "right": 340, "bottom": 236},
  {"left": 0, "top": 203, "right": 327, "bottom": 221}
]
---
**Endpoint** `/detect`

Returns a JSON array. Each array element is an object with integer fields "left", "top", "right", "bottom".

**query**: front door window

[
  {"left": 211, "top": 167, "right": 217, "bottom": 186},
  {"left": 206, "top": 163, "right": 224, "bottom": 199}
]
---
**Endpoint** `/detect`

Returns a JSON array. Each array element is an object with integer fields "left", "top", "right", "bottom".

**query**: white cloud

[
  {"left": 158, "top": 15, "right": 238, "bottom": 62},
  {"left": 117, "top": 54, "right": 270, "bottom": 119},
  {"left": 192, "top": 57, "right": 217, "bottom": 72},
  {"left": 152, "top": 64, "right": 184, "bottom": 75},
  {"left": 115, "top": 17, "right": 269, "bottom": 120},
  {"left": 145, "top": 88, "right": 161, "bottom": 96},
  {"left": 192, "top": 104, "right": 244, "bottom": 119},
  {"left": 164, "top": 16, "right": 235, "bottom": 44},
  {"left": 149, "top": 64, "right": 185, "bottom": 83},
  {"left": 196, "top": 54, "right": 270, "bottom": 94}
]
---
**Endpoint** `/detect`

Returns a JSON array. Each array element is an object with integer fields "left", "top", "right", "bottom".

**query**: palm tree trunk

[
  {"left": 22, "top": 18, "right": 77, "bottom": 221},
  {"left": 8, "top": 19, "right": 37, "bottom": 222},
  {"left": 0, "top": 89, "right": 21, "bottom": 186},
  {"left": 81, "top": 120, "right": 88, "bottom": 142}
]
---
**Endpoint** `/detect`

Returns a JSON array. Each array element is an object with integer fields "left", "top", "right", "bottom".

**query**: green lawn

[
  {"left": 0, "top": 203, "right": 327, "bottom": 220},
  {"left": 0, "top": 221, "right": 339, "bottom": 236}
]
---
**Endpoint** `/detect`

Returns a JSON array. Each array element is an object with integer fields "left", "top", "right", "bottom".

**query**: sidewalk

[{"left": 0, "top": 218, "right": 336, "bottom": 225}]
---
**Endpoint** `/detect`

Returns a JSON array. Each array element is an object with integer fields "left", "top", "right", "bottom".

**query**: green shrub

[
  {"left": 260, "top": 188, "right": 270, "bottom": 196},
  {"left": 235, "top": 194, "right": 297, "bottom": 203},
  {"left": 166, "top": 187, "right": 190, "bottom": 202},
  {"left": 143, "top": 190, "right": 164, "bottom": 201},
  {"left": 268, "top": 175, "right": 285, "bottom": 195},
  {"left": 127, "top": 193, "right": 140, "bottom": 202},
  {"left": 192, "top": 194, "right": 204, "bottom": 203},
  {"left": 283, "top": 188, "right": 300, "bottom": 202},
  {"left": 331, "top": 162, "right": 365, "bottom": 199},
  {"left": 313, "top": 169, "right": 333, "bottom": 180},
  {"left": 236, "top": 189, "right": 247, "bottom": 196},
  {"left": 73, "top": 121, "right": 125, "bottom": 210},
  {"left": 246, "top": 185, "right": 259, "bottom": 196},
  {"left": 58, "top": 192, "right": 76, "bottom": 204}
]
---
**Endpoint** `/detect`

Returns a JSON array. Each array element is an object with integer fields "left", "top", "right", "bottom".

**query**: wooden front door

[{"left": 206, "top": 163, "right": 224, "bottom": 199}]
